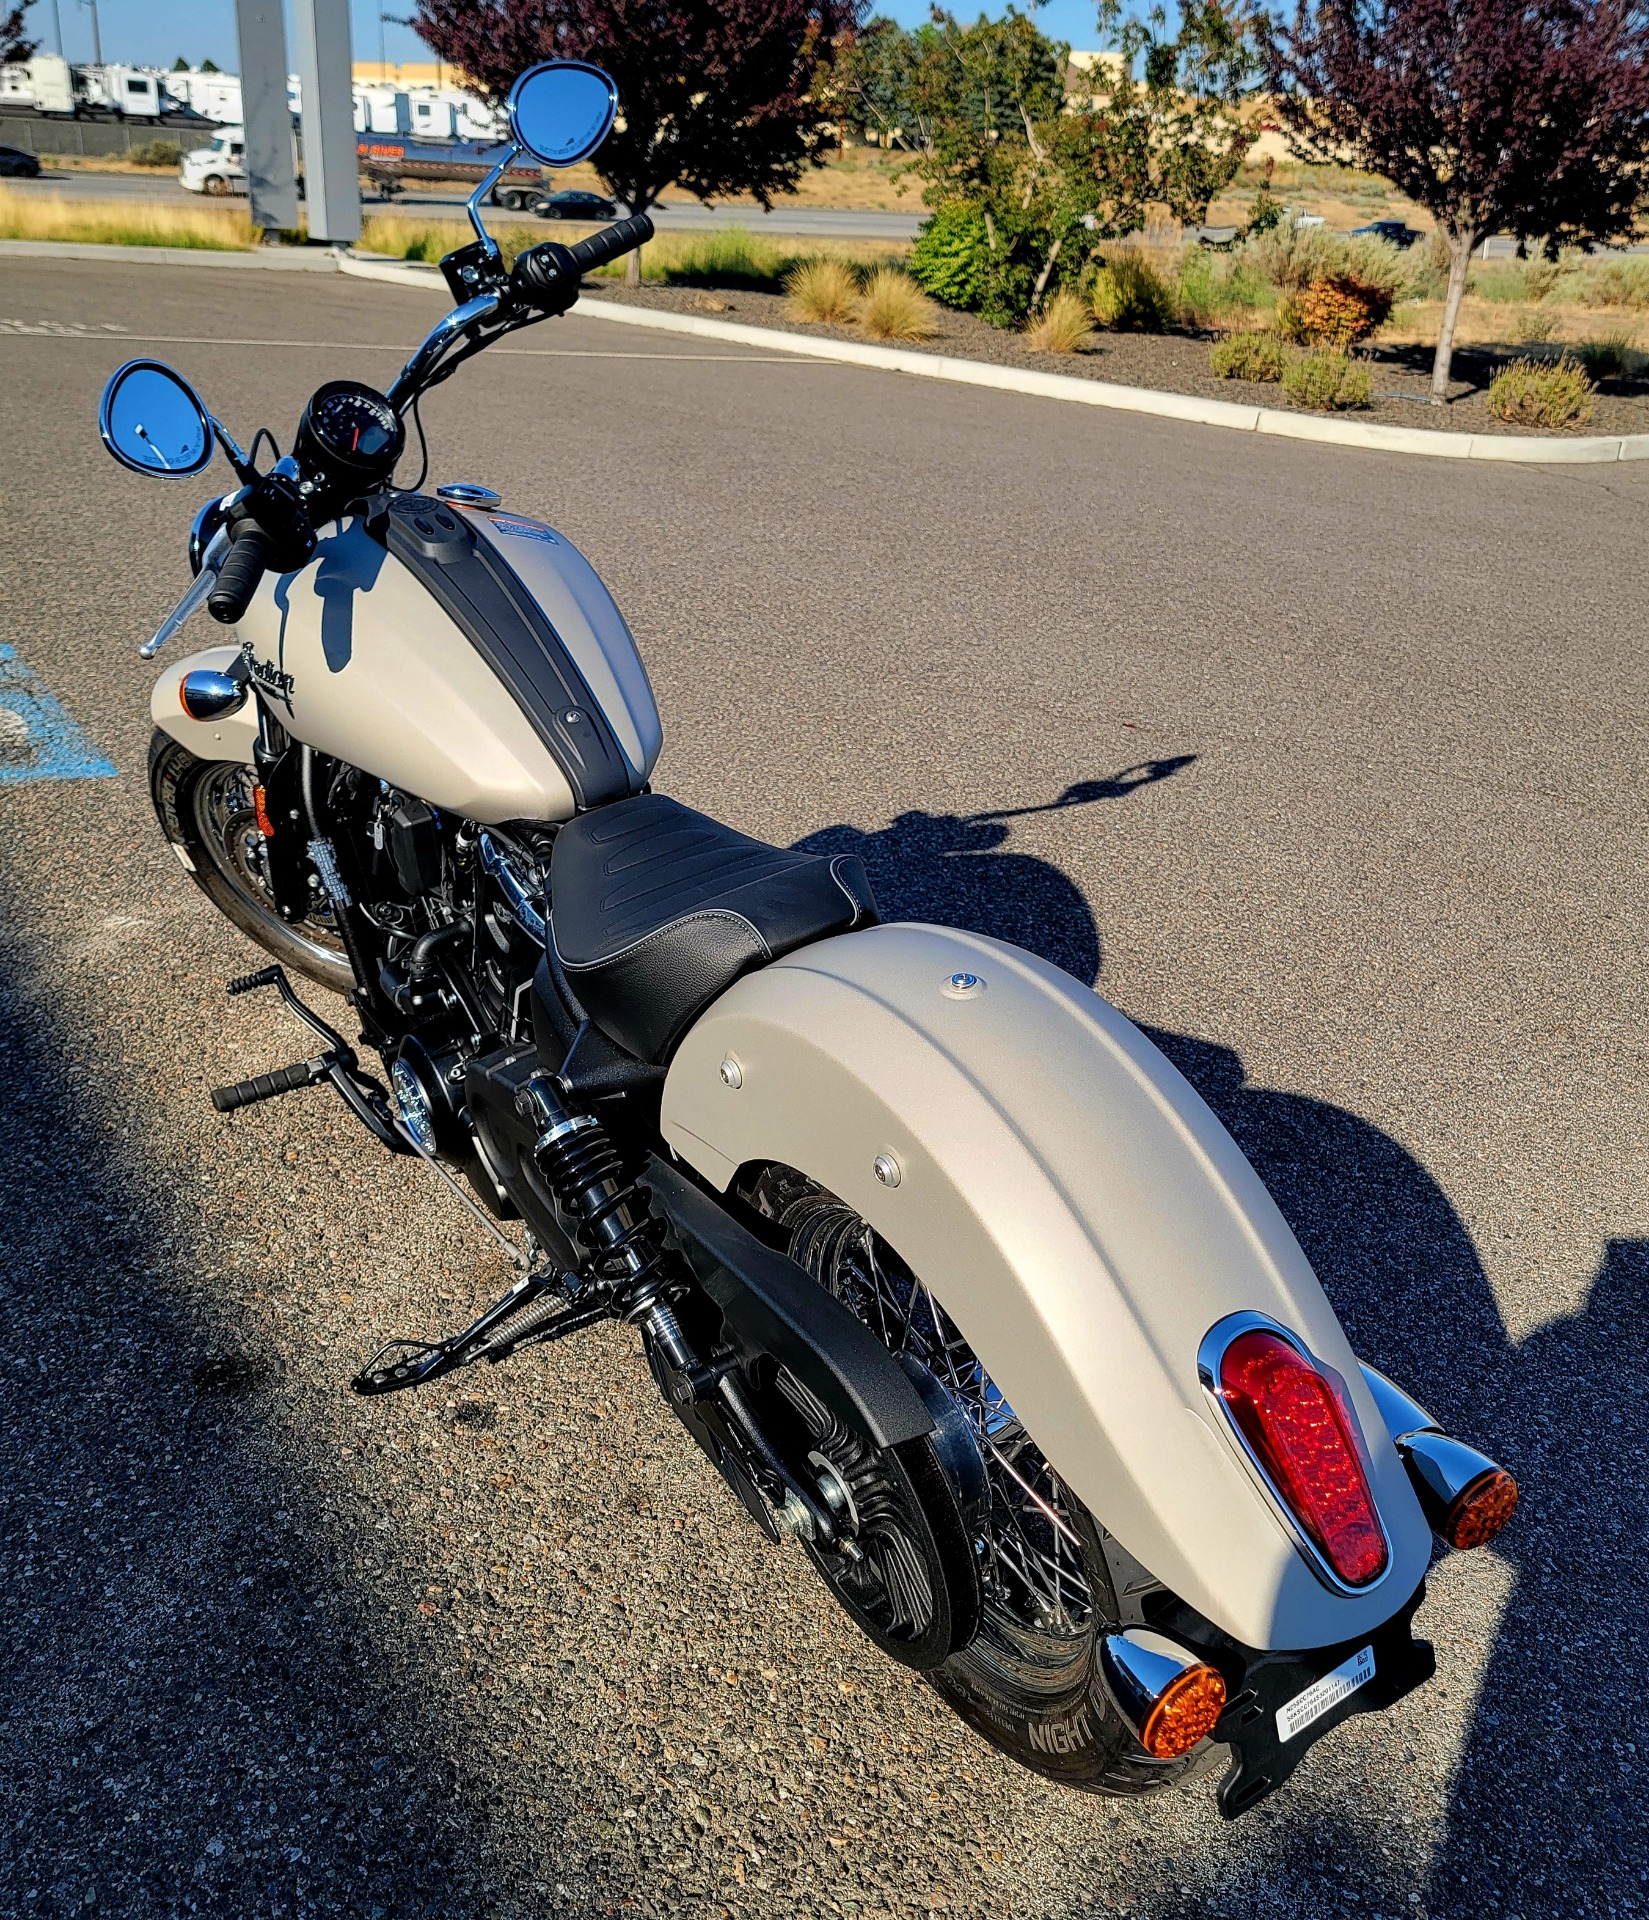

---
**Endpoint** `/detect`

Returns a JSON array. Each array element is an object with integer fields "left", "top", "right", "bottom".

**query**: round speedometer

[{"left": 295, "top": 379, "right": 405, "bottom": 479}]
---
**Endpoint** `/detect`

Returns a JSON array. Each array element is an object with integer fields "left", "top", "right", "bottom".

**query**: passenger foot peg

[{"left": 350, "top": 1272, "right": 608, "bottom": 1395}]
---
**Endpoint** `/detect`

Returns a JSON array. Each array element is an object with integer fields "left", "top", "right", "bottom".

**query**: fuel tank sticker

[
  {"left": 489, "top": 516, "right": 561, "bottom": 545},
  {"left": 1277, "top": 1644, "right": 1375, "bottom": 1744}
]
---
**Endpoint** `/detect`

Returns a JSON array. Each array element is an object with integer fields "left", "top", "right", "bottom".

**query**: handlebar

[
  {"left": 207, "top": 523, "right": 275, "bottom": 625},
  {"left": 511, "top": 213, "right": 655, "bottom": 317}
]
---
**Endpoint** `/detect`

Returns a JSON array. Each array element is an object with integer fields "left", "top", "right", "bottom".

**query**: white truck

[{"left": 179, "top": 125, "right": 254, "bottom": 196}]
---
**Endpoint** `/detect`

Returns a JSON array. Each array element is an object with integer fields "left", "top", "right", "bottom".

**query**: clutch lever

[{"left": 141, "top": 525, "right": 231, "bottom": 659}]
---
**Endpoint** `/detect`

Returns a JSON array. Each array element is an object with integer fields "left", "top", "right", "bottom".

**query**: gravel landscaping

[{"left": 591, "top": 281, "right": 1649, "bottom": 436}]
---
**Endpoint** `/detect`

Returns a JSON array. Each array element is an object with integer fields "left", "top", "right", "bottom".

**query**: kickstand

[{"left": 350, "top": 1271, "right": 609, "bottom": 1395}]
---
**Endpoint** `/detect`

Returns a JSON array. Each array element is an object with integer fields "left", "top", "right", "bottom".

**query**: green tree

[{"left": 903, "top": 2, "right": 1254, "bottom": 325}]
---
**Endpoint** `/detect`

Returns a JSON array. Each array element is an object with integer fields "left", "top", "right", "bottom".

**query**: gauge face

[{"left": 303, "top": 382, "right": 403, "bottom": 469}]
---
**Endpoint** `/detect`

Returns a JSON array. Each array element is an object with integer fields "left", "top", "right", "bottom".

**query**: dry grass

[
  {"left": 858, "top": 267, "right": 937, "bottom": 341},
  {"left": 0, "top": 184, "right": 255, "bottom": 249},
  {"left": 1022, "top": 289, "right": 1093, "bottom": 353},
  {"left": 784, "top": 257, "right": 859, "bottom": 324}
]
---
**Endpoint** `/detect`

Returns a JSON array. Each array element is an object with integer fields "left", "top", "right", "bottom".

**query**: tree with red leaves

[
  {"left": 1262, "top": 0, "right": 1649, "bottom": 400},
  {"left": 2, "top": 4, "right": 37, "bottom": 64},
  {"left": 414, "top": 0, "right": 862, "bottom": 281}
]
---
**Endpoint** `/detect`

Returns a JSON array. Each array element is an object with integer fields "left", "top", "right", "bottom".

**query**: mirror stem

[
  {"left": 210, "top": 415, "right": 258, "bottom": 485},
  {"left": 467, "top": 142, "right": 524, "bottom": 258}
]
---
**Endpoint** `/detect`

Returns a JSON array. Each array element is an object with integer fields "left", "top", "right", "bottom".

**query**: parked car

[
  {"left": 1352, "top": 220, "right": 1423, "bottom": 250},
  {"left": 534, "top": 187, "right": 617, "bottom": 221},
  {"left": 0, "top": 145, "right": 42, "bottom": 178}
]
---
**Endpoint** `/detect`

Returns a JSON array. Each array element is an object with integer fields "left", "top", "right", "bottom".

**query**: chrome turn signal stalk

[
  {"left": 1359, "top": 1363, "right": 1519, "bottom": 1551},
  {"left": 1098, "top": 1629, "right": 1227, "bottom": 1759}
]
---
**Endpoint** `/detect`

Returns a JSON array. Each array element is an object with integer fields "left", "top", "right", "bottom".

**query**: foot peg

[
  {"left": 212, "top": 1053, "right": 337, "bottom": 1112},
  {"left": 350, "top": 1272, "right": 609, "bottom": 1395},
  {"left": 213, "top": 963, "right": 406, "bottom": 1153}
]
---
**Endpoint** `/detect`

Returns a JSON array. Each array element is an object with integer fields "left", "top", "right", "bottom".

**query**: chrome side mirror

[
  {"left": 99, "top": 360, "right": 214, "bottom": 477},
  {"left": 506, "top": 61, "right": 618, "bottom": 166}
]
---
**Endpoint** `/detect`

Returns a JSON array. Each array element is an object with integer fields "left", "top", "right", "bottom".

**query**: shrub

[
  {"left": 785, "top": 257, "right": 858, "bottom": 324},
  {"left": 1573, "top": 330, "right": 1640, "bottom": 380},
  {"left": 1589, "top": 260, "right": 1649, "bottom": 309},
  {"left": 1280, "top": 349, "right": 1373, "bottom": 410},
  {"left": 1092, "top": 248, "right": 1178, "bottom": 332},
  {"left": 859, "top": 268, "right": 937, "bottom": 341},
  {"left": 1278, "top": 272, "right": 1395, "bottom": 348},
  {"left": 128, "top": 138, "right": 185, "bottom": 169},
  {"left": 909, "top": 202, "right": 988, "bottom": 312},
  {"left": 1486, "top": 356, "right": 1595, "bottom": 427},
  {"left": 1511, "top": 310, "right": 1559, "bottom": 344},
  {"left": 1208, "top": 330, "right": 1286, "bottom": 381},
  {"left": 1240, "top": 220, "right": 1346, "bottom": 292},
  {"left": 1022, "top": 289, "right": 1093, "bottom": 353},
  {"left": 1176, "top": 247, "right": 1274, "bottom": 327}
]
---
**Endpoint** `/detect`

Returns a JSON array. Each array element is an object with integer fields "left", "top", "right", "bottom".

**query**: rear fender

[
  {"left": 151, "top": 644, "right": 257, "bottom": 764},
  {"left": 661, "top": 922, "right": 1433, "bottom": 1651}
]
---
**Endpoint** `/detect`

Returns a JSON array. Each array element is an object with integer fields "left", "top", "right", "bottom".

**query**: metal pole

[
  {"left": 235, "top": 0, "right": 301, "bottom": 236},
  {"left": 83, "top": 0, "right": 102, "bottom": 66},
  {"left": 291, "top": 0, "right": 361, "bottom": 245},
  {"left": 50, "top": 1, "right": 64, "bottom": 56}
]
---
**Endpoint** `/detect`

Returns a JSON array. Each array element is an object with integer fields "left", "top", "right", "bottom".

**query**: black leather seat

[{"left": 549, "top": 794, "right": 878, "bottom": 1064}]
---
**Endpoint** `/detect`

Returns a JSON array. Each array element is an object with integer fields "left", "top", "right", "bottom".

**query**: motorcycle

[{"left": 96, "top": 60, "right": 1518, "bottom": 1818}]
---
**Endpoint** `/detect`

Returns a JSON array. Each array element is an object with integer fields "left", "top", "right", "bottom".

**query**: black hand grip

[
  {"left": 208, "top": 524, "right": 274, "bottom": 625},
  {"left": 211, "top": 1054, "right": 331, "bottom": 1113},
  {"left": 566, "top": 212, "right": 654, "bottom": 275}
]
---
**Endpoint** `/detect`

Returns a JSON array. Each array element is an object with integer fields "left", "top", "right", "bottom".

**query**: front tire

[
  {"left": 148, "top": 732, "right": 353, "bottom": 995},
  {"left": 748, "top": 1170, "right": 1212, "bottom": 1798}
]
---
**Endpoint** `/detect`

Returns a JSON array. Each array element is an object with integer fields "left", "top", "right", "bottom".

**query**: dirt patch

[{"left": 592, "top": 280, "right": 1649, "bottom": 437}]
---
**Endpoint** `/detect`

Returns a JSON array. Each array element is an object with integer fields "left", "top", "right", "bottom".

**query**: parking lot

[{"left": 2, "top": 257, "right": 1647, "bottom": 1918}]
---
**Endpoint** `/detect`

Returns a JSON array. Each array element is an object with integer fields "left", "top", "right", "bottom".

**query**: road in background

[
  {"left": 3, "top": 258, "right": 1646, "bottom": 1920},
  {"left": 4, "top": 167, "right": 924, "bottom": 240}
]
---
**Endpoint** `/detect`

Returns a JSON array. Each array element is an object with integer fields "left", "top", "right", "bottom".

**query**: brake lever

[{"left": 140, "top": 525, "right": 231, "bottom": 660}]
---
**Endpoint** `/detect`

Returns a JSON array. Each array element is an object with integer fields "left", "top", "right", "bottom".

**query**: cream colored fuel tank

[{"left": 234, "top": 499, "right": 662, "bottom": 825}]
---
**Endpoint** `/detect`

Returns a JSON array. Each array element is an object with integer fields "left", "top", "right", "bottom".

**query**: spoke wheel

[
  {"left": 749, "top": 1168, "right": 1213, "bottom": 1797},
  {"left": 149, "top": 733, "right": 354, "bottom": 994}
]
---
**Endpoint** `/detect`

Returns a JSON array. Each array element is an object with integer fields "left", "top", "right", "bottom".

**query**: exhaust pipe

[
  {"left": 1360, "top": 1364, "right": 1518, "bottom": 1550},
  {"left": 1098, "top": 1629, "right": 1227, "bottom": 1759}
]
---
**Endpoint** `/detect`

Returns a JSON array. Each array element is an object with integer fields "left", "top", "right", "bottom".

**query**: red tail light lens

[{"left": 1218, "top": 1329, "right": 1388, "bottom": 1587}]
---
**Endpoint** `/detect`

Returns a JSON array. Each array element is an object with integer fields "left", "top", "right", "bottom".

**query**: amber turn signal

[
  {"left": 1140, "top": 1664, "right": 1228, "bottom": 1759},
  {"left": 1398, "top": 1431, "right": 1519, "bottom": 1550},
  {"left": 1099, "top": 1629, "right": 1228, "bottom": 1760},
  {"left": 1442, "top": 1467, "right": 1519, "bottom": 1550}
]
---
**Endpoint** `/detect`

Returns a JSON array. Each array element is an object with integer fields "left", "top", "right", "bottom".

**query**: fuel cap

[{"left": 436, "top": 483, "right": 502, "bottom": 510}]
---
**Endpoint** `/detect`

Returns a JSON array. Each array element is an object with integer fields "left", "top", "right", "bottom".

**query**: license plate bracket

[{"left": 1211, "top": 1580, "right": 1434, "bottom": 1819}]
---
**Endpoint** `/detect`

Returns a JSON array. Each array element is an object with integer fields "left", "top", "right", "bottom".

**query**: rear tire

[
  {"left": 749, "top": 1170, "right": 1213, "bottom": 1797},
  {"left": 148, "top": 732, "right": 354, "bottom": 995}
]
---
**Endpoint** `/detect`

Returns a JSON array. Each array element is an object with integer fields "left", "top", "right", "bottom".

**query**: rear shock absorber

[
  {"left": 514, "top": 1071, "right": 836, "bottom": 1544},
  {"left": 514, "top": 1071, "right": 683, "bottom": 1336}
]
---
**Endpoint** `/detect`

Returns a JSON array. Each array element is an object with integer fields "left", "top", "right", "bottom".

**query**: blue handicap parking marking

[{"left": 0, "top": 644, "right": 118, "bottom": 786}]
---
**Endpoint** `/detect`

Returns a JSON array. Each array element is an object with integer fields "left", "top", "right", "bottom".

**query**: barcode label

[{"left": 1276, "top": 1645, "right": 1376, "bottom": 1744}]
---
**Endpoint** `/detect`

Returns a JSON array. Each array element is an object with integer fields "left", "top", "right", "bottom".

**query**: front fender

[
  {"left": 151, "top": 644, "right": 257, "bottom": 764},
  {"left": 661, "top": 922, "right": 1432, "bottom": 1651}
]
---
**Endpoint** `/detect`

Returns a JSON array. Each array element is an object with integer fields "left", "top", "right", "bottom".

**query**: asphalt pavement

[
  {"left": 6, "top": 167, "right": 925, "bottom": 240},
  {"left": 3, "top": 258, "right": 1647, "bottom": 1920}
]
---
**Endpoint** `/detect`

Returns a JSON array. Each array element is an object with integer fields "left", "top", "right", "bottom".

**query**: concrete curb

[
  {"left": 11, "top": 239, "right": 1645, "bottom": 463},
  {"left": 0, "top": 237, "right": 347, "bottom": 271}
]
